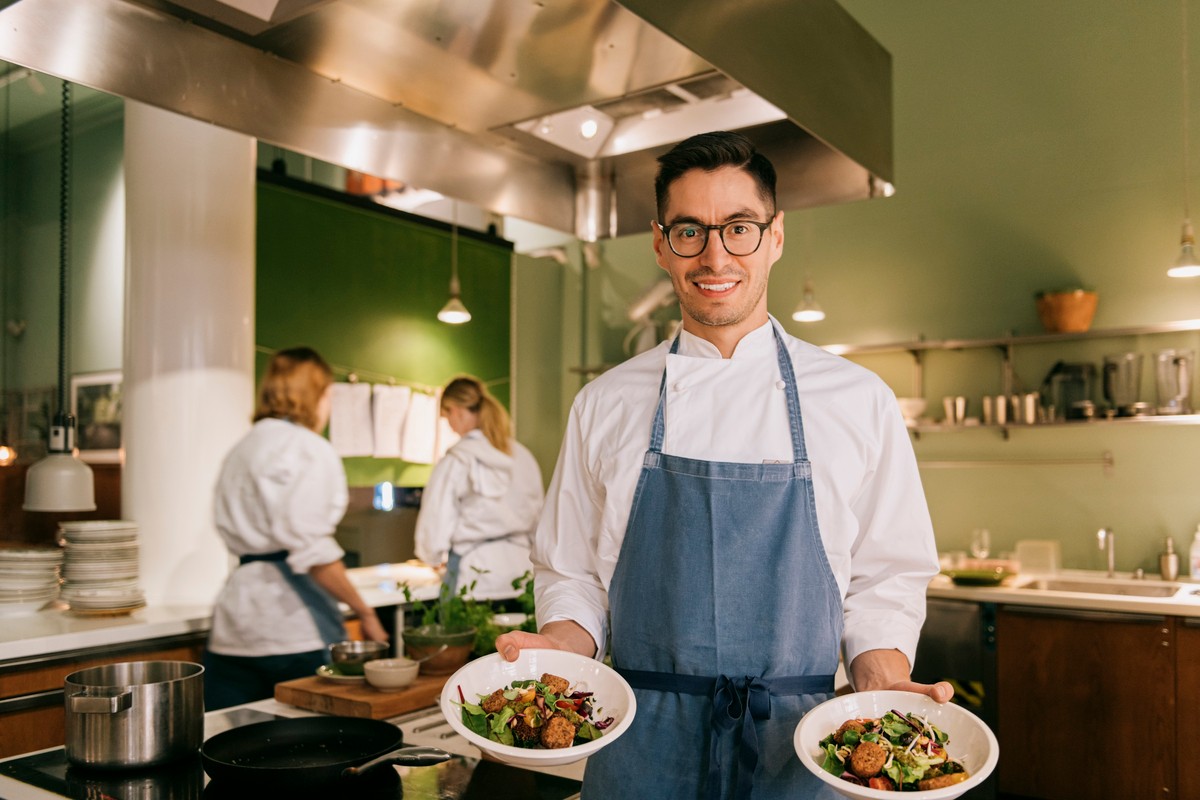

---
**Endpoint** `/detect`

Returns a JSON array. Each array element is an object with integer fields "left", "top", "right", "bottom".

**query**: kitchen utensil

[
  {"left": 942, "top": 396, "right": 967, "bottom": 426},
  {"left": 941, "top": 567, "right": 1015, "bottom": 587},
  {"left": 1041, "top": 361, "right": 1095, "bottom": 421},
  {"left": 1155, "top": 348, "right": 1194, "bottom": 414},
  {"left": 1103, "top": 352, "right": 1143, "bottom": 413},
  {"left": 1160, "top": 538, "right": 1180, "bottom": 581},
  {"left": 64, "top": 660, "right": 203, "bottom": 769},
  {"left": 440, "top": 648, "right": 637, "bottom": 768},
  {"left": 793, "top": 690, "right": 998, "bottom": 799},
  {"left": 1035, "top": 289, "right": 1098, "bottom": 333},
  {"left": 329, "top": 639, "right": 389, "bottom": 675},
  {"left": 402, "top": 624, "right": 476, "bottom": 675},
  {"left": 200, "top": 716, "right": 450, "bottom": 789}
]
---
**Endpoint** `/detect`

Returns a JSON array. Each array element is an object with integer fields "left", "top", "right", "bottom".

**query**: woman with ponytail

[{"left": 415, "top": 376, "right": 544, "bottom": 597}]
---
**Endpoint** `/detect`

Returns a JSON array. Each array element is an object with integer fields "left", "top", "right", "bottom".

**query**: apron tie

[
  {"left": 712, "top": 675, "right": 771, "bottom": 800},
  {"left": 618, "top": 668, "right": 834, "bottom": 800}
]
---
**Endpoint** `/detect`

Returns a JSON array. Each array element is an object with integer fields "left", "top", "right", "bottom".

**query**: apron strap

[
  {"left": 617, "top": 667, "right": 834, "bottom": 800},
  {"left": 239, "top": 551, "right": 347, "bottom": 647}
]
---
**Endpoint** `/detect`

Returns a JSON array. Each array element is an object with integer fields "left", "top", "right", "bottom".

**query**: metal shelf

[{"left": 824, "top": 318, "right": 1200, "bottom": 356}]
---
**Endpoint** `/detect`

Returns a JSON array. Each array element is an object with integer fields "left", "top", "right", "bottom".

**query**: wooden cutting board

[{"left": 275, "top": 673, "right": 448, "bottom": 719}]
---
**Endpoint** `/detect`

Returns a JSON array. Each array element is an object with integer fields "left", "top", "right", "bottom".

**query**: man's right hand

[{"left": 495, "top": 620, "right": 597, "bottom": 661}]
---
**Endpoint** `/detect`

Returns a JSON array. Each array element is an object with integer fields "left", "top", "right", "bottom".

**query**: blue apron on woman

[
  {"left": 238, "top": 550, "right": 346, "bottom": 646},
  {"left": 582, "top": 324, "right": 842, "bottom": 800}
]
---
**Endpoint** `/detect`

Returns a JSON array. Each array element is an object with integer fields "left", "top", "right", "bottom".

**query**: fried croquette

[
  {"left": 848, "top": 739, "right": 888, "bottom": 778},
  {"left": 540, "top": 673, "right": 570, "bottom": 695},
  {"left": 539, "top": 713, "right": 577, "bottom": 749}
]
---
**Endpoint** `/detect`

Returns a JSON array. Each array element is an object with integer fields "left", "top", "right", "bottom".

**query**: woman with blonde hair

[
  {"left": 415, "top": 375, "right": 544, "bottom": 597},
  {"left": 205, "top": 346, "right": 387, "bottom": 709}
]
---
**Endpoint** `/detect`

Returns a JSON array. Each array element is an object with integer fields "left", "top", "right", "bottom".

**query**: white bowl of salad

[
  {"left": 793, "top": 690, "right": 998, "bottom": 799},
  {"left": 439, "top": 648, "right": 637, "bottom": 767}
]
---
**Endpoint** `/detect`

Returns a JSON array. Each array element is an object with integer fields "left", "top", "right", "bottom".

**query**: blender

[
  {"left": 1155, "top": 349, "right": 1194, "bottom": 415},
  {"left": 1102, "top": 352, "right": 1146, "bottom": 416}
]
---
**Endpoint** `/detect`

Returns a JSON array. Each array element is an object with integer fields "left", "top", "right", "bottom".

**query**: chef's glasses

[{"left": 657, "top": 217, "right": 775, "bottom": 258}]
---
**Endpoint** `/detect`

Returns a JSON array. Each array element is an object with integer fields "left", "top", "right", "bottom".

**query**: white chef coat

[
  {"left": 208, "top": 417, "right": 349, "bottom": 657},
  {"left": 532, "top": 316, "right": 938, "bottom": 669},
  {"left": 415, "top": 430, "right": 544, "bottom": 598}
]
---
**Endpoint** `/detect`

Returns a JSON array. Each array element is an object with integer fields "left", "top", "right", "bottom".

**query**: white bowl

[
  {"left": 793, "top": 690, "right": 997, "bottom": 800},
  {"left": 439, "top": 649, "right": 636, "bottom": 767},
  {"left": 364, "top": 658, "right": 420, "bottom": 691},
  {"left": 896, "top": 397, "right": 928, "bottom": 423}
]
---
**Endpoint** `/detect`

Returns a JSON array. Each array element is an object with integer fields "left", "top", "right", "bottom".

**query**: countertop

[
  {"left": 927, "top": 568, "right": 1200, "bottom": 617},
  {"left": 0, "top": 562, "right": 446, "bottom": 664}
]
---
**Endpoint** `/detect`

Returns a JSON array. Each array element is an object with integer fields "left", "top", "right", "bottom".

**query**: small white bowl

[
  {"left": 793, "top": 690, "right": 997, "bottom": 800},
  {"left": 896, "top": 397, "right": 927, "bottom": 424},
  {"left": 364, "top": 658, "right": 420, "bottom": 691},
  {"left": 439, "top": 649, "right": 636, "bottom": 767}
]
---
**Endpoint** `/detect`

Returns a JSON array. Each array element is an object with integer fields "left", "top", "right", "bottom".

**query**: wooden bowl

[{"left": 1036, "top": 290, "right": 1097, "bottom": 333}]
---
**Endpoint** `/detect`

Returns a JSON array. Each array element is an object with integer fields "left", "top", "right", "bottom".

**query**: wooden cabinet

[
  {"left": 0, "top": 633, "right": 205, "bottom": 758},
  {"left": 997, "top": 605, "right": 1173, "bottom": 800},
  {"left": 1176, "top": 618, "right": 1200, "bottom": 798}
]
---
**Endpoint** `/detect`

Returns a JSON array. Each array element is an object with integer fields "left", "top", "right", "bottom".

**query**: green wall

[
  {"left": 256, "top": 178, "right": 513, "bottom": 487},
  {"left": 553, "top": 1, "right": 1200, "bottom": 574}
]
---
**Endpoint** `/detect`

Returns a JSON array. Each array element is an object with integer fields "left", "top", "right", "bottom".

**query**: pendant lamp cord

[
  {"left": 56, "top": 81, "right": 70, "bottom": 417},
  {"left": 1184, "top": 0, "right": 1192, "bottom": 222}
]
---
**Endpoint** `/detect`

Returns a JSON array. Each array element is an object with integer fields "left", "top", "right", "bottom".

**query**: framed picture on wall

[{"left": 70, "top": 371, "right": 122, "bottom": 463}]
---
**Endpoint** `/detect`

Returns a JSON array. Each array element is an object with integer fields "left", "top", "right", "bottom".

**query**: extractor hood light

[{"left": 580, "top": 118, "right": 599, "bottom": 140}]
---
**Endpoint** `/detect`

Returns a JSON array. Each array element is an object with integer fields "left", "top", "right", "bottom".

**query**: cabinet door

[
  {"left": 1177, "top": 618, "right": 1200, "bottom": 799},
  {"left": 997, "top": 606, "right": 1173, "bottom": 800}
]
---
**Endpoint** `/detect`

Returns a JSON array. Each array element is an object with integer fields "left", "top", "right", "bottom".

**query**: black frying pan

[{"left": 200, "top": 716, "right": 450, "bottom": 789}]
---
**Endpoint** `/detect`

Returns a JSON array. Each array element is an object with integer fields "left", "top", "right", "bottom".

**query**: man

[{"left": 496, "top": 131, "right": 950, "bottom": 798}]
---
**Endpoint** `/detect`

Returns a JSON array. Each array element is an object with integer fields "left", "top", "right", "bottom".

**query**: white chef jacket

[
  {"left": 532, "top": 316, "right": 938, "bottom": 669},
  {"left": 208, "top": 417, "right": 349, "bottom": 657},
  {"left": 415, "top": 430, "right": 544, "bottom": 598}
]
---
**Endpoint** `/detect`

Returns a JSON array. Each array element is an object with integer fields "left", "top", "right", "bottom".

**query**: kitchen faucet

[{"left": 1097, "top": 527, "right": 1116, "bottom": 577}]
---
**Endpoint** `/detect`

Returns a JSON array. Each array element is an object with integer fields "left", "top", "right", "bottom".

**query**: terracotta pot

[
  {"left": 1036, "top": 290, "right": 1098, "bottom": 333},
  {"left": 402, "top": 625, "right": 476, "bottom": 675}
]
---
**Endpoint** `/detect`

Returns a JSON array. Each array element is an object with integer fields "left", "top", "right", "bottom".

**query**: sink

[{"left": 1016, "top": 577, "right": 1182, "bottom": 598}]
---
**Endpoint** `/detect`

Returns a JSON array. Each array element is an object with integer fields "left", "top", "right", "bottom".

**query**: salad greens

[
  {"left": 817, "top": 709, "right": 968, "bottom": 791},
  {"left": 457, "top": 675, "right": 613, "bottom": 749}
]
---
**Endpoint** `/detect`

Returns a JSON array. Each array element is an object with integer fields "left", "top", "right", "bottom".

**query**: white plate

[
  {"left": 58, "top": 520, "right": 138, "bottom": 531},
  {"left": 793, "top": 690, "right": 998, "bottom": 799},
  {"left": 316, "top": 664, "right": 365, "bottom": 683},
  {"left": 439, "top": 649, "right": 636, "bottom": 768},
  {"left": 0, "top": 548, "right": 64, "bottom": 562}
]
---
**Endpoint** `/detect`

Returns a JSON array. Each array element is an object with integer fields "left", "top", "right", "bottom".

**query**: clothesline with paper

[{"left": 253, "top": 346, "right": 507, "bottom": 463}]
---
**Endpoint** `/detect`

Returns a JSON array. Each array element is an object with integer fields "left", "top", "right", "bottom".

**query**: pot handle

[
  {"left": 342, "top": 745, "right": 452, "bottom": 777},
  {"left": 68, "top": 688, "right": 133, "bottom": 714}
]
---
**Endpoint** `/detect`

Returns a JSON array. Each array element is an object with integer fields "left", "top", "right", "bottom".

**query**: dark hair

[
  {"left": 654, "top": 131, "right": 777, "bottom": 222},
  {"left": 441, "top": 375, "right": 512, "bottom": 454},
  {"left": 253, "top": 346, "right": 333, "bottom": 430}
]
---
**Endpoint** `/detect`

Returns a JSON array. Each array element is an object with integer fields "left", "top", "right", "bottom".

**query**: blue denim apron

[
  {"left": 582, "top": 325, "right": 842, "bottom": 800},
  {"left": 239, "top": 551, "right": 347, "bottom": 647}
]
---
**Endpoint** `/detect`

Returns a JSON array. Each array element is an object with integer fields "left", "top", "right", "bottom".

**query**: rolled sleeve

[
  {"left": 841, "top": 390, "right": 938, "bottom": 668},
  {"left": 414, "top": 455, "right": 466, "bottom": 566}
]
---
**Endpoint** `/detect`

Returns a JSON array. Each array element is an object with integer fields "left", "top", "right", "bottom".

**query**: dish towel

[
  {"left": 400, "top": 390, "right": 439, "bottom": 464},
  {"left": 330, "top": 382, "right": 374, "bottom": 457},
  {"left": 372, "top": 384, "right": 411, "bottom": 458}
]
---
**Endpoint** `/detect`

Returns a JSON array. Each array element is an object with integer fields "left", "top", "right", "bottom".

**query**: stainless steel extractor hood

[{"left": 0, "top": 0, "right": 892, "bottom": 240}]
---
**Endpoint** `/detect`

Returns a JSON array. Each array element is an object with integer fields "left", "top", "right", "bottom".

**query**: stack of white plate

[
  {"left": 0, "top": 547, "right": 63, "bottom": 617},
  {"left": 58, "top": 521, "right": 145, "bottom": 616}
]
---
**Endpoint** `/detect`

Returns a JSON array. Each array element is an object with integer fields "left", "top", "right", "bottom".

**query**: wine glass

[{"left": 969, "top": 528, "right": 991, "bottom": 560}]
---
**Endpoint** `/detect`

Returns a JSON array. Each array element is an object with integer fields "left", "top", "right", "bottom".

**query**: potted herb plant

[{"left": 400, "top": 579, "right": 489, "bottom": 675}]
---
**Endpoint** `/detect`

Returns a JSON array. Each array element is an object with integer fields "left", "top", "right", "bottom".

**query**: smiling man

[{"left": 496, "top": 131, "right": 950, "bottom": 799}]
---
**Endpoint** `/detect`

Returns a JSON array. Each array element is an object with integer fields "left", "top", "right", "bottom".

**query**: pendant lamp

[
  {"left": 437, "top": 202, "right": 471, "bottom": 324},
  {"left": 791, "top": 278, "right": 826, "bottom": 323},
  {"left": 24, "top": 80, "right": 95, "bottom": 511},
  {"left": 1169, "top": 0, "right": 1200, "bottom": 278}
]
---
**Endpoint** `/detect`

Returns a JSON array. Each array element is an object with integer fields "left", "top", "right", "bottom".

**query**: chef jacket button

[
  {"left": 672, "top": 382, "right": 682, "bottom": 392},
  {"left": 776, "top": 380, "right": 786, "bottom": 390}
]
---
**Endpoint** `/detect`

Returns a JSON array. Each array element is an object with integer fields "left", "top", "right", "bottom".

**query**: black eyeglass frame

[{"left": 656, "top": 217, "right": 776, "bottom": 258}]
